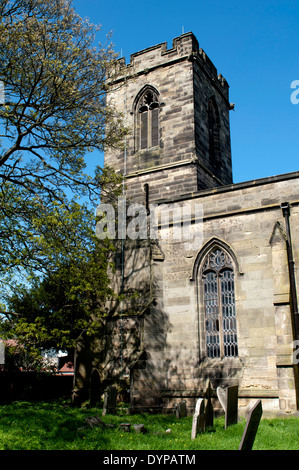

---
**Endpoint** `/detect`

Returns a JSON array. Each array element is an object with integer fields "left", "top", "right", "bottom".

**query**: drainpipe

[{"left": 281, "top": 202, "right": 299, "bottom": 341}]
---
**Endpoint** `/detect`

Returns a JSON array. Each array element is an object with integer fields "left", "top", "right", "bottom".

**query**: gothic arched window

[
  {"left": 201, "top": 247, "right": 238, "bottom": 358},
  {"left": 136, "top": 88, "right": 160, "bottom": 151}
]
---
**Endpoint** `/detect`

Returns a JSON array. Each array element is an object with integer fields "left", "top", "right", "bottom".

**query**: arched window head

[
  {"left": 208, "top": 97, "right": 220, "bottom": 165},
  {"left": 135, "top": 87, "right": 160, "bottom": 151},
  {"left": 201, "top": 247, "right": 238, "bottom": 358}
]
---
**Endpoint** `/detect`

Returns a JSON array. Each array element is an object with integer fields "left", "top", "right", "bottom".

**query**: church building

[{"left": 74, "top": 32, "right": 299, "bottom": 415}]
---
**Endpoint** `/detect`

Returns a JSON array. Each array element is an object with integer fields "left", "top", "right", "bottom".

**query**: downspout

[
  {"left": 120, "top": 71, "right": 128, "bottom": 379},
  {"left": 281, "top": 202, "right": 299, "bottom": 341}
]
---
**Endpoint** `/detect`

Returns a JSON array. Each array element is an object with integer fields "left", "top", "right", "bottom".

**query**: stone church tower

[
  {"left": 105, "top": 32, "right": 233, "bottom": 204},
  {"left": 74, "top": 33, "right": 299, "bottom": 416}
]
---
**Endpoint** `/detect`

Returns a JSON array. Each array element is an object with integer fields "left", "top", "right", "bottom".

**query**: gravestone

[
  {"left": 175, "top": 400, "right": 187, "bottom": 418},
  {"left": 226, "top": 385, "right": 238, "bottom": 428},
  {"left": 134, "top": 424, "right": 146, "bottom": 434},
  {"left": 204, "top": 380, "right": 214, "bottom": 428},
  {"left": 81, "top": 416, "right": 114, "bottom": 432},
  {"left": 191, "top": 398, "right": 205, "bottom": 439},
  {"left": 102, "top": 385, "right": 117, "bottom": 416},
  {"left": 217, "top": 386, "right": 227, "bottom": 413},
  {"left": 239, "top": 400, "right": 263, "bottom": 450},
  {"left": 119, "top": 423, "right": 131, "bottom": 432},
  {"left": 217, "top": 385, "right": 238, "bottom": 429},
  {"left": 85, "top": 416, "right": 106, "bottom": 429}
]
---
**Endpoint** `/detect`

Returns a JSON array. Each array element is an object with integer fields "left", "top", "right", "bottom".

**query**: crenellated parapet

[{"left": 113, "top": 32, "right": 229, "bottom": 98}]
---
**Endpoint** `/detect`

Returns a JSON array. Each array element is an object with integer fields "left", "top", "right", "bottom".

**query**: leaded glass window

[
  {"left": 202, "top": 247, "right": 238, "bottom": 358},
  {"left": 137, "top": 89, "right": 159, "bottom": 150}
]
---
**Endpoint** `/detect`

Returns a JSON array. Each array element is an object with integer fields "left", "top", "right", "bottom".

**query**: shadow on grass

[{"left": 1, "top": 401, "right": 299, "bottom": 450}]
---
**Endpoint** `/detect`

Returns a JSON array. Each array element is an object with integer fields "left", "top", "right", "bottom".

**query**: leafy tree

[
  {"left": 2, "top": 241, "right": 114, "bottom": 355},
  {"left": 1, "top": 340, "right": 51, "bottom": 372},
  {"left": 0, "top": 0, "right": 126, "bottom": 280},
  {"left": 0, "top": 196, "right": 120, "bottom": 362},
  {"left": 0, "top": 0, "right": 126, "bottom": 361},
  {"left": 0, "top": 0, "right": 124, "bottom": 171},
  {"left": 0, "top": 168, "right": 121, "bottom": 285}
]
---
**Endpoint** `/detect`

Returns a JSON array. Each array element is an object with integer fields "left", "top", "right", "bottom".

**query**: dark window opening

[{"left": 137, "top": 89, "right": 160, "bottom": 151}]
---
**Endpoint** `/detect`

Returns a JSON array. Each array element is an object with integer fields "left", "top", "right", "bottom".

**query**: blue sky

[{"left": 73, "top": 0, "right": 299, "bottom": 184}]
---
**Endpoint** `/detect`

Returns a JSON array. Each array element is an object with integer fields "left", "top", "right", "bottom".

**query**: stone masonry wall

[
  {"left": 98, "top": 32, "right": 299, "bottom": 415},
  {"left": 105, "top": 32, "right": 233, "bottom": 206},
  {"left": 130, "top": 173, "right": 299, "bottom": 414}
]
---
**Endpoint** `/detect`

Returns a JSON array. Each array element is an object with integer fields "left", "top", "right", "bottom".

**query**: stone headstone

[
  {"left": 82, "top": 416, "right": 114, "bottom": 431},
  {"left": 134, "top": 424, "right": 146, "bottom": 434},
  {"left": 226, "top": 385, "right": 238, "bottom": 428},
  {"left": 204, "top": 379, "right": 214, "bottom": 428},
  {"left": 102, "top": 385, "right": 117, "bottom": 416},
  {"left": 217, "top": 385, "right": 238, "bottom": 428},
  {"left": 239, "top": 400, "right": 263, "bottom": 451},
  {"left": 217, "top": 386, "right": 227, "bottom": 413},
  {"left": 191, "top": 398, "right": 205, "bottom": 439},
  {"left": 175, "top": 400, "right": 187, "bottom": 418},
  {"left": 119, "top": 423, "right": 131, "bottom": 432},
  {"left": 85, "top": 416, "right": 106, "bottom": 429}
]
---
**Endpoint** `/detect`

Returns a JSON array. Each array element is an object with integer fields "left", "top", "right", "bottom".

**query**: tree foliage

[
  {"left": 0, "top": 0, "right": 125, "bottom": 279},
  {"left": 2, "top": 238, "right": 115, "bottom": 354},
  {"left": 0, "top": 168, "right": 121, "bottom": 283},
  {"left": 0, "top": 0, "right": 125, "bottom": 171},
  {"left": 0, "top": 0, "right": 125, "bottom": 358},
  {"left": 0, "top": 195, "right": 121, "bottom": 363}
]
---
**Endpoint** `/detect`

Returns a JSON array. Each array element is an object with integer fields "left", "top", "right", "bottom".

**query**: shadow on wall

[
  {"left": 73, "top": 232, "right": 243, "bottom": 410},
  {"left": 129, "top": 298, "right": 173, "bottom": 411},
  {"left": 160, "top": 351, "right": 244, "bottom": 412},
  {"left": 73, "top": 236, "right": 170, "bottom": 406}
]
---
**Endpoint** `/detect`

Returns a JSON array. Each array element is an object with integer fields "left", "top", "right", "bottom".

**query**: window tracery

[
  {"left": 136, "top": 88, "right": 160, "bottom": 151},
  {"left": 201, "top": 247, "right": 238, "bottom": 358}
]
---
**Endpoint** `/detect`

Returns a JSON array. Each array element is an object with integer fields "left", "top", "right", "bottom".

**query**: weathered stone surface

[
  {"left": 225, "top": 385, "right": 238, "bottom": 428},
  {"left": 217, "top": 386, "right": 227, "bottom": 413},
  {"left": 175, "top": 400, "right": 187, "bottom": 418},
  {"left": 102, "top": 386, "right": 117, "bottom": 416},
  {"left": 239, "top": 400, "right": 263, "bottom": 450},
  {"left": 73, "top": 32, "right": 299, "bottom": 416},
  {"left": 83, "top": 416, "right": 114, "bottom": 430},
  {"left": 133, "top": 424, "right": 147, "bottom": 433},
  {"left": 191, "top": 398, "right": 205, "bottom": 439},
  {"left": 119, "top": 423, "right": 131, "bottom": 432}
]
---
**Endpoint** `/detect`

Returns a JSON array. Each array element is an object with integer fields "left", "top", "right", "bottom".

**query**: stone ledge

[
  {"left": 238, "top": 389, "right": 279, "bottom": 398},
  {"left": 160, "top": 389, "right": 280, "bottom": 398},
  {"left": 155, "top": 171, "right": 299, "bottom": 205}
]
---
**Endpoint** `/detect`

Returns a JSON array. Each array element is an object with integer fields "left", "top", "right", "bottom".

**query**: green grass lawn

[{"left": 0, "top": 400, "right": 299, "bottom": 450}]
